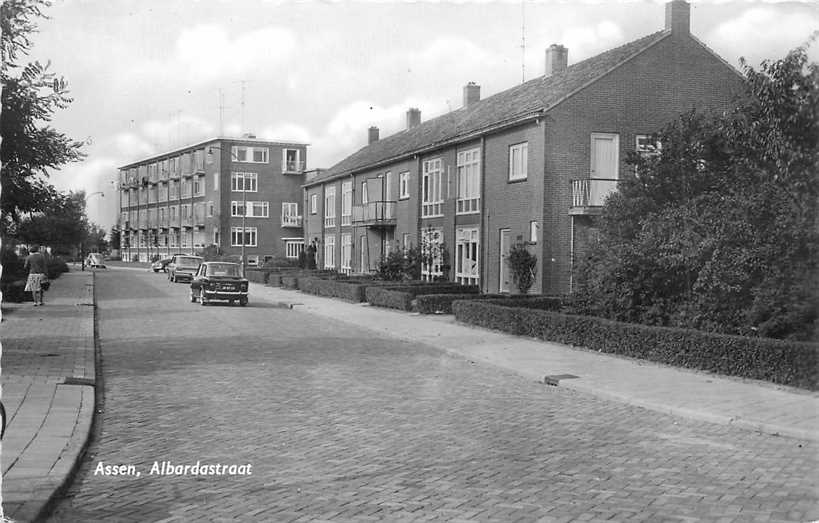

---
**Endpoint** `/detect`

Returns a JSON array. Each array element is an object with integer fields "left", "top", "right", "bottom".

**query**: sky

[{"left": 20, "top": 0, "right": 819, "bottom": 230}]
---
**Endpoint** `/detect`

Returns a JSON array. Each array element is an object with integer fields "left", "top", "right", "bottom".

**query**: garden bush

[
  {"left": 298, "top": 277, "right": 370, "bottom": 302},
  {"left": 453, "top": 300, "right": 818, "bottom": 390},
  {"left": 366, "top": 284, "right": 480, "bottom": 311},
  {"left": 244, "top": 269, "right": 270, "bottom": 284}
]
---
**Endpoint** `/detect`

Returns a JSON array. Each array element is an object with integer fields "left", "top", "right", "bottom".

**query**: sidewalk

[
  {"left": 251, "top": 283, "right": 819, "bottom": 442},
  {"left": 1, "top": 270, "right": 96, "bottom": 522}
]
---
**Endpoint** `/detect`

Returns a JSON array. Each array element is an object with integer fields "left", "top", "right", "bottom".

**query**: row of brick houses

[
  {"left": 117, "top": 1, "right": 744, "bottom": 292},
  {"left": 117, "top": 137, "right": 308, "bottom": 264},
  {"left": 301, "top": 0, "right": 744, "bottom": 294}
]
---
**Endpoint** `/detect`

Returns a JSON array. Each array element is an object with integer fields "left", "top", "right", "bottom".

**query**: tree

[
  {"left": 574, "top": 39, "right": 818, "bottom": 340},
  {"left": 109, "top": 225, "right": 121, "bottom": 251},
  {"left": 1, "top": 0, "right": 85, "bottom": 236},
  {"left": 506, "top": 242, "right": 537, "bottom": 294},
  {"left": 16, "top": 190, "right": 87, "bottom": 253}
]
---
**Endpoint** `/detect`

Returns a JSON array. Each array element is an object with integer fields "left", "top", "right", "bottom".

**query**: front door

[
  {"left": 590, "top": 133, "right": 619, "bottom": 206},
  {"left": 499, "top": 229, "right": 511, "bottom": 293}
]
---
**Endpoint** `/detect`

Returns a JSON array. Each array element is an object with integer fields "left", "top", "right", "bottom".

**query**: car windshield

[
  {"left": 206, "top": 264, "right": 240, "bottom": 277},
  {"left": 176, "top": 257, "right": 202, "bottom": 266}
]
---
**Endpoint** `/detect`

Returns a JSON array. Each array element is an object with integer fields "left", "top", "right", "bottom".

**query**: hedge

[
  {"left": 452, "top": 300, "right": 818, "bottom": 390},
  {"left": 366, "top": 284, "right": 480, "bottom": 311},
  {"left": 298, "top": 277, "right": 370, "bottom": 302},
  {"left": 269, "top": 269, "right": 337, "bottom": 287},
  {"left": 415, "top": 294, "right": 566, "bottom": 314},
  {"left": 245, "top": 269, "right": 270, "bottom": 284}
]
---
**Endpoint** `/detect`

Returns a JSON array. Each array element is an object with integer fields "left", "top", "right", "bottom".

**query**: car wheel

[
  {"left": 239, "top": 297, "right": 248, "bottom": 307},
  {"left": 153, "top": 268, "right": 159, "bottom": 273},
  {"left": 200, "top": 288, "right": 207, "bottom": 306}
]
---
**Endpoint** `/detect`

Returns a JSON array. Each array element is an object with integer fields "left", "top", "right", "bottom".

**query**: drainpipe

[{"left": 479, "top": 135, "right": 487, "bottom": 292}]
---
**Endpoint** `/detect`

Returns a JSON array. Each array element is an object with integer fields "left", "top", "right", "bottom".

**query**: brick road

[{"left": 47, "top": 269, "right": 817, "bottom": 522}]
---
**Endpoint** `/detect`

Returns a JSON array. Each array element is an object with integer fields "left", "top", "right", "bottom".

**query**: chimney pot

[
  {"left": 463, "top": 82, "right": 481, "bottom": 107},
  {"left": 545, "top": 44, "right": 568, "bottom": 77},
  {"left": 665, "top": 0, "right": 690, "bottom": 35},
  {"left": 406, "top": 108, "right": 421, "bottom": 129},
  {"left": 368, "top": 126, "right": 379, "bottom": 144}
]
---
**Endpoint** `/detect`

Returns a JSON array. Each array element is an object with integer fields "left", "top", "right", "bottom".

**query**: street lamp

[
  {"left": 207, "top": 146, "right": 246, "bottom": 276},
  {"left": 82, "top": 191, "right": 105, "bottom": 271}
]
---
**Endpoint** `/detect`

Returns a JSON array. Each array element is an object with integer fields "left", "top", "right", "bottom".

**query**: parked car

[
  {"left": 85, "top": 253, "right": 106, "bottom": 269},
  {"left": 167, "top": 255, "right": 203, "bottom": 283},
  {"left": 152, "top": 258, "right": 173, "bottom": 273},
  {"left": 189, "top": 262, "right": 249, "bottom": 306}
]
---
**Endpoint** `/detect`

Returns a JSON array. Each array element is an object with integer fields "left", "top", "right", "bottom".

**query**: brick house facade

[
  {"left": 118, "top": 137, "right": 308, "bottom": 265},
  {"left": 303, "top": 1, "right": 745, "bottom": 293}
]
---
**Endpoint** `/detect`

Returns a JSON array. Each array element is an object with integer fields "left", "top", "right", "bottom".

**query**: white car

[{"left": 86, "top": 253, "right": 106, "bottom": 269}]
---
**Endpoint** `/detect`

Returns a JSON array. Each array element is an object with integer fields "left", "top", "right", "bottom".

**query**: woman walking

[{"left": 24, "top": 245, "right": 48, "bottom": 306}]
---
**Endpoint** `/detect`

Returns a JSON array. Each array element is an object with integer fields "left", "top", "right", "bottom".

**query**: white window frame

[
  {"left": 193, "top": 176, "right": 205, "bottom": 196},
  {"left": 636, "top": 135, "right": 662, "bottom": 157},
  {"left": 399, "top": 171, "right": 410, "bottom": 199},
  {"left": 455, "top": 227, "right": 479, "bottom": 286},
  {"left": 247, "top": 201, "right": 269, "bottom": 218},
  {"left": 284, "top": 239, "right": 304, "bottom": 259},
  {"left": 529, "top": 220, "right": 540, "bottom": 244},
  {"left": 384, "top": 171, "right": 392, "bottom": 202},
  {"left": 310, "top": 193, "right": 318, "bottom": 214},
  {"left": 324, "top": 186, "right": 336, "bottom": 228},
  {"left": 422, "top": 159, "right": 443, "bottom": 217},
  {"left": 282, "top": 202, "right": 299, "bottom": 226},
  {"left": 246, "top": 255, "right": 260, "bottom": 267},
  {"left": 230, "top": 226, "right": 257, "bottom": 247},
  {"left": 421, "top": 227, "right": 443, "bottom": 280},
  {"left": 282, "top": 148, "right": 302, "bottom": 172},
  {"left": 207, "top": 201, "right": 214, "bottom": 217},
  {"left": 361, "top": 181, "right": 368, "bottom": 205},
  {"left": 231, "top": 146, "right": 268, "bottom": 164},
  {"left": 341, "top": 233, "right": 353, "bottom": 273},
  {"left": 231, "top": 201, "right": 246, "bottom": 217},
  {"left": 341, "top": 181, "right": 352, "bottom": 226},
  {"left": 509, "top": 142, "right": 528, "bottom": 181},
  {"left": 231, "top": 172, "right": 257, "bottom": 192},
  {"left": 457, "top": 148, "right": 481, "bottom": 214},
  {"left": 324, "top": 235, "right": 336, "bottom": 269}
]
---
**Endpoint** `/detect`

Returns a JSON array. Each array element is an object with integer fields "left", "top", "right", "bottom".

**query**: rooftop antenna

[
  {"left": 520, "top": 0, "right": 526, "bottom": 83},
  {"left": 234, "top": 80, "right": 251, "bottom": 135}
]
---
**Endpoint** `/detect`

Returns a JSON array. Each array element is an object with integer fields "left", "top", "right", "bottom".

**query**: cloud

[
  {"left": 50, "top": 157, "right": 121, "bottom": 228},
  {"left": 707, "top": 7, "right": 819, "bottom": 67},
  {"left": 559, "top": 21, "right": 625, "bottom": 64}
]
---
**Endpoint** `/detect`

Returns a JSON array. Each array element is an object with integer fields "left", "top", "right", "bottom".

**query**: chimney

[
  {"left": 368, "top": 126, "right": 379, "bottom": 144},
  {"left": 545, "top": 44, "right": 568, "bottom": 77},
  {"left": 406, "top": 108, "right": 421, "bottom": 129},
  {"left": 463, "top": 82, "right": 481, "bottom": 107},
  {"left": 665, "top": 0, "right": 690, "bottom": 35}
]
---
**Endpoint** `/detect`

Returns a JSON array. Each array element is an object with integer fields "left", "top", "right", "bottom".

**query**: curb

[{"left": 33, "top": 271, "right": 101, "bottom": 522}]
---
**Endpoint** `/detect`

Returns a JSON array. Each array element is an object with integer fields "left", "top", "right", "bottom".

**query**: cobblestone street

[{"left": 48, "top": 269, "right": 817, "bottom": 522}]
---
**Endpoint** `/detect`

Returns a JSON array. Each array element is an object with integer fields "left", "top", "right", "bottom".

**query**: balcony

[
  {"left": 352, "top": 201, "right": 396, "bottom": 227},
  {"left": 281, "top": 214, "right": 303, "bottom": 228},
  {"left": 570, "top": 178, "right": 619, "bottom": 215},
  {"left": 283, "top": 160, "right": 305, "bottom": 174}
]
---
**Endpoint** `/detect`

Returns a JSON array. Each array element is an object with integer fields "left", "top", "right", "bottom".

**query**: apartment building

[
  {"left": 118, "top": 136, "right": 308, "bottom": 265},
  {"left": 303, "top": 0, "right": 745, "bottom": 294}
]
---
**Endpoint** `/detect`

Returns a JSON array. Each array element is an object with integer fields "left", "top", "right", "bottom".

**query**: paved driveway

[{"left": 47, "top": 269, "right": 817, "bottom": 522}]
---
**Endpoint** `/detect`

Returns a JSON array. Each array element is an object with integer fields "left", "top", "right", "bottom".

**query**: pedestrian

[{"left": 24, "top": 245, "right": 48, "bottom": 306}]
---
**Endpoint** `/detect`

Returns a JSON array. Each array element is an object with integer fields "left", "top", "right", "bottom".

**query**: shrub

[
  {"left": 366, "top": 284, "right": 480, "bottom": 311},
  {"left": 1, "top": 280, "right": 30, "bottom": 302},
  {"left": 298, "top": 277, "right": 371, "bottom": 302},
  {"left": 46, "top": 258, "right": 69, "bottom": 279},
  {"left": 453, "top": 300, "right": 818, "bottom": 390},
  {"left": 506, "top": 242, "right": 537, "bottom": 294},
  {"left": 281, "top": 275, "right": 300, "bottom": 289},
  {"left": 244, "top": 270, "right": 270, "bottom": 284}
]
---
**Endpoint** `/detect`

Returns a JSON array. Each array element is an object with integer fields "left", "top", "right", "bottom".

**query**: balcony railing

[
  {"left": 283, "top": 160, "right": 305, "bottom": 173},
  {"left": 570, "top": 178, "right": 619, "bottom": 213},
  {"left": 352, "top": 201, "right": 396, "bottom": 227},
  {"left": 281, "top": 214, "right": 303, "bottom": 227}
]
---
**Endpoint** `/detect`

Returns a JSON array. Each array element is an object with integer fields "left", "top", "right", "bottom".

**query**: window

[
  {"left": 456, "top": 228, "right": 479, "bottom": 285},
  {"left": 509, "top": 142, "right": 528, "bottom": 181},
  {"left": 422, "top": 159, "right": 443, "bottom": 217},
  {"left": 399, "top": 172, "right": 410, "bottom": 199},
  {"left": 282, "top": 202, "right": 299, "bottom": 226},
  {"left": 246, "top": 255, "right": 259, "bottom": 266},
  {"left": 231, "top": 172, "right": 257, "bottom": 192},
  {"left": 324, "top": 235, "right": 336, "bottom": 269},
  {"left": 231, "top": 201, "right": 246, "bottom": 217},
  {"left": 231, "top": 146, "right": 268, "bottom": 163},
  {"left": 207, "top": 201, "right": 214, "bottom": 217},
  {"left": 341, "top": 233, "right": 352, "bottom": 273},
  {"left": 213, "top": 172, "right": 219, "bottom": 191},
  {"left": 282, "top": 149, "right": 302, "bottom": 172},
  {"left": 324, "top": 186, "right": 336, "bottom": 228},
  {"left": 636, "top": 135, "right": 662, "bottom": 157},
  {"left": 457, "top": 148, "right": 480, "bottom": 214},
  {"left": 250, "top": 201, "right": 269, "bottom": 218},
  {"left": 285, "top": 239, "right": 304, "bottom": 259},
  {"left": 341, "top": 181, "right": 352, "bottom": 226},
  {"left": 529, "top": 221, "right": 540, "bottom": 244},
  {"left": 158, "top": 182, "right": 167, "bottom": 202},
  {"left": 384, "top": 171, "right": 392, "bottom": 201},
  {"left": 361, "top": 181, "right": 368, "bottom": 205},
  {"left": 311, "top": 193, "right": 318, "bottom": 214},
  {"left": 421, "top": 228, "right": 443, "bottom": 280},
  {"left": 230, "top": 227, "right": 257, "bottom": 246},
  {"left": 194, "top": 176, "right": 204, "bottom": 196}
]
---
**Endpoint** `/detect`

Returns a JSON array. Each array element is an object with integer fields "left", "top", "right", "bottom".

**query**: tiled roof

[{"left": 309, "top": 29, "right": 670, "bottom": 185}]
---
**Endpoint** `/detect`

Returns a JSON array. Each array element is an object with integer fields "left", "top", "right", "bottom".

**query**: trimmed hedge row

[
  {"left": 415, "top": 293, "right": 565, "bottom": 314},
  {"left": 269, "top": 270, "right": 337, "bottom": 287},
  {"left": 298, "top": 277, "right": 370, "bottom": 302},
  {"left": 244, "top": 269, "right": 270, "bottom": 284},
  {"left": 366, "top": 284, "right": 480, "bottom": 311},
  {"left": 453, "top": 300, "right": 818, "bottom": 390}
]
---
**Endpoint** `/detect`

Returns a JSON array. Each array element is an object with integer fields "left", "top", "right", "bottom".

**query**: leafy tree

[
  {"left": 1, "top": 0, "right": 85, "bottom": 236},
  {"left": 574, "top": 39, "right": 818, "bottom": 340},
  {"left": 506, "top": 242, "right": 537, "bottom": 294},
  {"left": 16, "top": 190, "right": 88, "bottom": 252},
  {"left": 109, "top": 225, "right": 121, "bottom": 251}
]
